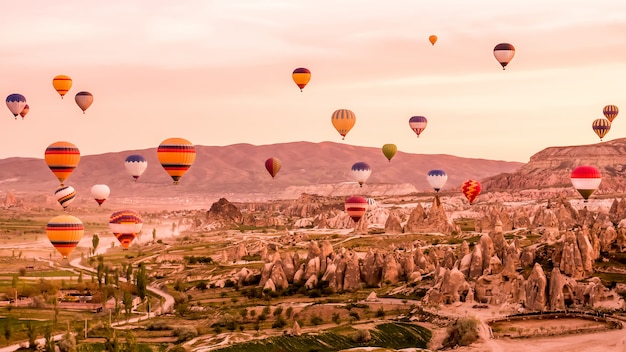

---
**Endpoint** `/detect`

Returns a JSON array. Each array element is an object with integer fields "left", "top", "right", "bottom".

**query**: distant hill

[{"left": 0, "top": 141, "right": 523, "bottom": 205}]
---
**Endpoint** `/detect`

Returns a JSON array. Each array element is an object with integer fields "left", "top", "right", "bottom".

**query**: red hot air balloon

[
  {"left": 345, "top": 196, "right": 368, "bottom": 223},
  {"left": 265, "top": 157, "right": 281, "bottom": 178},
  {"left": 461, "top": 180, "right": 481, "bottom": 205},
  {"left": 570, "top": 165, "right": 601, "bottom": 202},
  {"left": 109, "top": 210, "right": 143, "bottom": 249},
  {"left": 409, "top": 116, "right": 427, "bottom": 137}
]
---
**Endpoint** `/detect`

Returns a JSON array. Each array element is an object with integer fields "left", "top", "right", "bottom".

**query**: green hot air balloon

[{"left": 382, "top": 144, "right": 397, "bottom": 162}]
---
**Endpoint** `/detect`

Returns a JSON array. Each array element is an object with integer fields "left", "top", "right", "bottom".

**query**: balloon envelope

[
  {"left": 265, "top": 157, "right": 281, "bottom": 178},
  {"left": 109, "top": 210, "right": 143, "bottom": 249},
  {"left": 292, "top": 67, "right": 311, "bottom": 91},
  {"left": 603, "top": 105, "right": 619, "bottom": 123},
  {"left": 351, "top": 162, "right": 372, "bottom": 187},
  {"left": 345, "top": 196, "right": 368, "bottom": 223},
  {"left": 19, "top": 104, "right": 29, "bottom": 119},
  {"left": 331, "top": 109, "right": 356, "bottom": 140},
  {"left": 427, "top": 169, "right": 448, "bottom": 192},
  {"left": 91, "top": 184, "right": 110, "bottom": 206},
  {"left": 6, "top": 93, "right": 26, "bottom": 118},
  {"left": 382, "top": 144, "right": 397, "bottom": 162},
  {"left": 157, "top": 138, "right": 196, "bottom": 184},
  {"left": 461, "top": 179, "right": 481, "bottom": 205},
  {"left": 54, "top": 185, "right": 76, "bottom": 209},
  {"left": 124, "top": 155, "right": 148, "bottom": 181},
  {"left": 592, "top": 118, "right": 611, "bottom": 141},
  {"left": 52, "top": 75, "right": 72, "bottom": 98},
  {"left": 570, "top": 165, "right": 601, "bottom": 201},
  {"left": 75, "top": 91, "right": 93, "bottom": 113},
  {"left": 409, "top": 116, "right": 427, "bottom": 137},
  {"left": 493, "top": 43, "right": 515, "bottom": 70},
  {"left": 429, "top": 35, "right": 437, "bottom": 45},
  {"left": 45, "top": 141, "right": 80, "bottom": 186},
  {"left": 46, "top": 215, "right": 84, "bottom": 259}
]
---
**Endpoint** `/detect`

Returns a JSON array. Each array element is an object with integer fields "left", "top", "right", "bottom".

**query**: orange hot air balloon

[
  {"left": 109, "top": 210, "right": 143, "bottom": 249},
  {"left": 75, "top": 91, "right": 93, "bottom": 113},
  {"left": 157, "top": 138, "right": 196, "bottom": 184},
  {"left": 345, "top": 195, "right": 368, "bottom": 223},
  {"left": 265, "top": 157, "right": 281, "bottom": 178},
  {"left": 45, "top": 141, "right": 80, "bottom": 186},
  {"left": 52, "top": 75, "right": 72, "bottom": 98},
  {"left": 429, "top": 35, "right": 437, "bottom": 45},
  {"left": 603, "top": 105, "right": 619, "bottom": 123},
  {"left": 292, "top": 67, "right": 311, "bottom": 92},
  {"left": 331, "top": 109, "right": 356, "bottom": 140},
  {"left": 19, "top": 104, "right": 29, "bottom": 119},
  {"left": 46, "top": 215, "right": 84, "bottom": 259},
  {"left": 461, "top": 179, "right": 481, "bottom": 205}
]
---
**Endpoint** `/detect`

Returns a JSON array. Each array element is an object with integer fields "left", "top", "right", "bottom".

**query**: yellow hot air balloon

[
  {"left": 52, "top": 75, "right": 72, "bottom": 99},
  {"left": 429, "top": 35, "right": 437, "bottom": 45},
  {"left": 382, "top": 144, "right": 397, "bottom": 162},
  {"left": 331, "top": 109, "right": 356, "bottom": 140},
  {"left": 45, "top": 141, "right": 80, "bottom": 186},
  {"left": 157, "top": 138, "right": 196, "bottom": 184},
  {"left": 46, "top": 215, "right": 84, "bottom": 259}
]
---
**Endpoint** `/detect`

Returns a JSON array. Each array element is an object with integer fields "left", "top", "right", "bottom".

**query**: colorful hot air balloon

[
  {"left": 292, "top": 67, "right": 311, "bottom": 92},
  {"left": 124, "top": 155, "right": 148, "bottom": 182},
  {"left": 91, "top": 184, "right": 110, "bottom": 206},
  {"left": 461, "top": 179, "right": 481, "bottom": 205},
  {"left": 46, "top": 215, "right": 84, "bottom": 259},
  {"left": 409, "top": 116, "right": 428, "bottom": 137},
  {"left": 331, "top": 109, "right": 356, "bottom": 140},
  {"left": 351, "top": 162, "right": 372, "bottom": 187},
  {"left": 382, "top": 144, "right": 397, "bottom": 162},
  {"left": 603, "top": 105, "right": 619, "bottom": 123},
  {"left": 75, "top": 91, "right": 93, "bottom": 113},
  {"left": 429, "top": 35, "right": 437, "bottom": 45},
  {"left": 570, "top": 165, "right": 601, "bottom": 202},
  {"left": 45, "top": 141, "right": 80, "bottom": 186},
  {"left": 109, "top": 210, "right": 143, "bottom": 249},
  {"left": 427, "top": 169, "right": 448, "bottom": 192},
  {"left": 6, "top": 93, "right": 26, "bottom": 119},
  {"left": 157, "top": 138, "right": 196, "bottom": 184},
  {"left": 493, "top": 43, "right": 515, "bottom": 70},
  {"left": 54, "top": 185, "right": 76, "bottom": 209},
  {"left": 265, "top": 157, "right": 281, "bottom": 179},
  {"left": 345, "top": 196, "right": 368, "bottom": 223},
  {"left": 592, "top": 118, "right": 611, "bottom": 141},
  {"left": 19, "top": 104, "right": 29, "bottom": 119},
  {"left": 52, "top": 75, "right": 72, "bottom": 98}
]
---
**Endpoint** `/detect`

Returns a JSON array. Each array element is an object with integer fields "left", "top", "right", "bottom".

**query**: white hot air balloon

[
  {"left": 124, "top": 154, "right": 148, "bottom": 182},
  {"left": 427, "top": 169, "right": 448, "bottom": 192},
  {"left": 91, "top": 184, "right": 110, "bottom": 206},
  {"left": 54, "top": 185, "right": 76, "bottom": 209},
  {"left": 351, "top": 162, "right": 372, "bottom": 187}
]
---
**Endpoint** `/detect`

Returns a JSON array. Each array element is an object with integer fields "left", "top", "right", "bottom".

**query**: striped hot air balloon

[
  {"left": 46, "top": 215, "right": 84, "bottom": 259},
  {"left": 75, "top": 91, "right": 93, "bottom": 113},
  {"left": 351, "top": 162, "right": 372, "bottom": 187},
  {"left": 109, "top": 210, "right": 143, "bottom": 249},
  {"left": 91, "top": 184, "right": 110, "bottom": 206},
  {"left": 157, "top": 138, "right": 196, "bottom": 184},
  {"left": 54, "top": 185, "right": 76, "bottom": 209},
  {"left": 493, "top": 43, "right": 515, "bottom": 70},
  {"left": 409, "top": 116, "right": 428, "bottom": 137},
  {"left": 427, "top": 169, "right": 448, "bottom": 192},
  {"left": 603, "top": 105, "right": 619, "bottom": 123},
  {"left": 52, "top": 75, "right": 72, "bottom": 98},
  {"left": 6, "top": 93, "right": 26, "bottom": 119},
  {"left": 461, "top": 179, "right": 481, "bottom": 205},
  {"left": 265, "top": 157, "right": 281, "bottom": 179},
  {"left": 124, "top": 154, "right": 148, "bottom": 181},
  {"left": 570, "top": 165, "right": 601, "bottom": 202},
  {"left": 292, "top": 67, "right": 311, "bottom": 92},
  {"left": 45, "top": 141, "right": 80, "bottom": 186},
  {"left": 345, "top": 196, "right": 368, "bottom": 223},
  {"left": 331, "top": 109, "right": 356, "bottom": 140},
  {"left": 592, "top": 118, "right": 611, "bottom": 141}
]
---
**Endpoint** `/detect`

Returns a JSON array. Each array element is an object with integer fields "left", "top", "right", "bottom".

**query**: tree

[
  {"left": 4, "top": 322, "right": 12, "bottom": 341},
  {"left": 123, "top": 331, "right": 138, "bottom": 352},
  {"left": 152, "top": 228, "right": 157, "bottom": 242},
  {"left": 26, "top": 321, "right": 37, "bottom": 349},
  {"left": 442, "top": 317, "right": 479, "bottom": 348},
  {"left": 135, "top": 264, "right": 148, "bottom": 301},
  {"left": 92, "top": 234, "right": 99, "bottom": 256},
  {"left": 123, "top": 291, "right": 133, "bottom": 321},
  {"left": 44, "top": 325, "right": 55, "bottom": 352},
  {"left": 57, "top": 331, "right": 76, "bottom": 352}
]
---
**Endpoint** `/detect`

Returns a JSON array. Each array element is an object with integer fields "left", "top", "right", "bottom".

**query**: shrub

[
  {"left": 172, "top": 326, "right": 198, "bottom": 343},
  {"left": 310, "top": 315, "right": 323, "bottom": 326},
  {"left": 442, "top": 317, "right": 479, "bottom": 348},
  {"left": 351, "top": 329, "right": 371, "bottom": 343}
]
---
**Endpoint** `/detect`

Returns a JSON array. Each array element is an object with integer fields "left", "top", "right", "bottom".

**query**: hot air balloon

[
  {"left": 52, "top": 75, "right": 72, "bottom": 98},
  {"left": 292, "top": 67, "right": 311, "bottom": 92},
  {"left": 6, "top": 93, "right": 26, "bottom": 119},
  {"left": 427, "top": 169, "right": 448, "bottom": 192},
  {"left": 351, "top": 162, "right": 372, "bottom": 187},
  {"left": 382, "top": 144, "right": 397, "bottom": 162},
  {"left": 45, "top": 141, "right": 80, "bottom": 186},
  {"left": 54, "top": 185, "right": 76, "bottom": 209},
  {"left": 265, "top": 157, "right": 281, "bottom": 179},
  {"left": 124, "top": 155, "right": 148, "bottom": 181},
  {"left": 46, "top": 215, "right": 84, "bottom": 259},
  {"left": 429, "top": 35, "right": 437, "bottom": 45},
  {"left": 91, "top": 184, "right": 110, "bottom": 206},
  {"left": 461, "top": 179, "right": 481, "bottom": 205},
  {"left": 603, "top": 105, "right": 619, "bottom": 123},
  {"left": 157, "top": 138, "right": 196, "bottom": 184},
  {"left": 493, "top": 43, "right": 515, "bottom": 70},
  {"left": 366, "top": 197, "right": 377, "bottom": 210},
  {"left": 75, "top": 91, "right": 93, "bottom": 113},
  {"left": 570, "top": 165, "right": 601, "bottom": 202},
  {"left": 109, "top": 210, "right": 143, "bottom": 249},
  {"left": 19, "top": 104, "right": 29, "bottom": 119},
  {"left": 409, "top": 116, "right": 427, "bottom": 137},
  {"left": 345, "top": 196, "right": 368, "bottom": 224},
  {"left": 331, "top": 109, "right": 356, "bottom": 140},
  {"left": 592, "top": 118, "right": 611, "bottom": 141}
]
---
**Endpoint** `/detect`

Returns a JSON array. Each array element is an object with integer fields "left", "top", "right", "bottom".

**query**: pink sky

[{"left": 1, "top": 0, "right": 626, "bottom": 162}]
